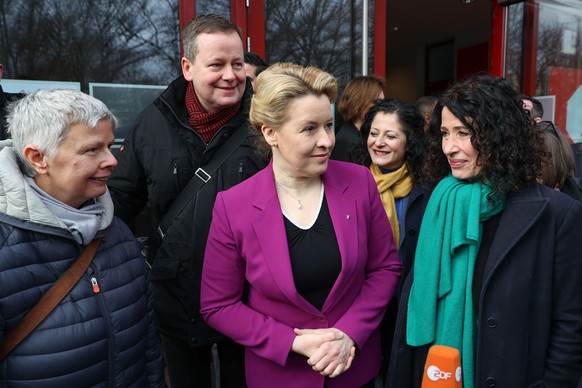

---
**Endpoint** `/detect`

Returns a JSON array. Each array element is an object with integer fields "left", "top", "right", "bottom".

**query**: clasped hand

[{"left": 291, "top": 327, "right": 356, "bottom": 378}]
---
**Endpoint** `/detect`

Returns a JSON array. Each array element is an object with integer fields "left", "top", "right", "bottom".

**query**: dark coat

[
  {"left": 379, "top": 184, "right": 428, "bottom": 378},
  {"left": 387, "top": 184, "right": 582, "bottom": 388},
  {"left": 331, "top": 122, "right": 361, "bottom": 162},
  {"left": 398, "top": 185, "right": 429, "bottom": 287},
  {"left": 0, "top": 219, "right": 165, "bottom": 387},
  {"left": 561, "top": 176, "right": 582, "bottom": 202},
  {"left": 107, "top": 76, "right": 268, "bottom": 347}
]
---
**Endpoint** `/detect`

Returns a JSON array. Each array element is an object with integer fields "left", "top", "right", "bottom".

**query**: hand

[
  {"left": 291, "top": 327, "right": 343, "bottom": 358},
  {"left": 294, "top": 328, "right": 356, "bottom": 378}
]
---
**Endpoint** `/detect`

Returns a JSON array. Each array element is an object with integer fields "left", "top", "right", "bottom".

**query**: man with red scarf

[{"left": 108, "top": 14, "right": 268, "bottom": 388}]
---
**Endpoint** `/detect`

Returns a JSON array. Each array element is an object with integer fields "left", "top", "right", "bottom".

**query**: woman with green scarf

[
  {"left": 386, "top": 74, "right": 582, "bottom": 387},
  {"left": 349, "top": 98, "right": 428, "bottom": 384}
]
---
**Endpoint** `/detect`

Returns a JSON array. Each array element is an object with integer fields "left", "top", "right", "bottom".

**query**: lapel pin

[{"left": 346, "top": 215, "right": 350, "bottom": 220}]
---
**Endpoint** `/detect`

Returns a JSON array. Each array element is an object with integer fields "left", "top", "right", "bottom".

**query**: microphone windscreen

[{"left": 421, "top": 345, "right": 462, "bottom": 387}]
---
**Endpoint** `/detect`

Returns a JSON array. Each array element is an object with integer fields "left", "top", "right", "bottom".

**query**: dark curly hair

[
  {"left": 349, "top": 98, "right": 427, "bottom": 183},
  {"left": 423, "top": 73, "right": 543, "bottom": 197}
]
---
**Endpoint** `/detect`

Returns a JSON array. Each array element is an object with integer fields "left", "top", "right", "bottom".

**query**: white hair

[{"left": 7, "top": 89, "right": 117, "bottom": 176}]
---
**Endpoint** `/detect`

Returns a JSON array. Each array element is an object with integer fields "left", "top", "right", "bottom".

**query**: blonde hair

[{"left": 249, "top": 62, "right": 338, "bottom": 157}]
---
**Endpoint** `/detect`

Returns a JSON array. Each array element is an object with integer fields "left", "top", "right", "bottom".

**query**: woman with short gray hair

[{"left": 0, "top": 89, "right": 166, "bottom": 387}]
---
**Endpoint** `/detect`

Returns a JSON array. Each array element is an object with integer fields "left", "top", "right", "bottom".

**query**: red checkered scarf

[{"left": 185, "top": 81, "right": 242, "bottom": 143}]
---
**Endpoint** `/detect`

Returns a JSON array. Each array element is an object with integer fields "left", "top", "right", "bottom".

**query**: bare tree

[
  {"left": 265, "top": 0, "right": 370, "bottom": 88},
  {"left": 504, "top": 2, "right": 524, "bottom": 92},
  {"left": 196, "top": 0, "right": 230, "bottom": 19},
  {"left": 536, "top": 19, "right": 581, "bottom": 94},
  {"left": 503, "top": 2, "right": 581, "bottom": 95},
  {"left": 0, "top": 0, "right": 180, "bottom": 87}
]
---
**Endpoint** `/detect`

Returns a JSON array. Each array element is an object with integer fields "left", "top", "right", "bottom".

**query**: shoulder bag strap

[
  {"left": 157, "top": 127, "right": 249, "bottom": 239},
  {"left": 0, "top": 237, "right": 103, "bottom": 362}
]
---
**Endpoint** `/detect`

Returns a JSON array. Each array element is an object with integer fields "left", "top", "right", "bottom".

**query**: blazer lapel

[
  {"left": 484, "top": 185, "right": 549, "bottom": 282},
  {"left": 250, "top": 166, "right": 319, "bottom": 313},
  {"left": 320, "top": 167, "right": 359, "bottom": 313}
]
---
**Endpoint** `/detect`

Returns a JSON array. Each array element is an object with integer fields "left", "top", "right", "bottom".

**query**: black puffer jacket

[
  {"left": 108, "top": 76, "right": 268, "bottom": 347},
  {"left": 0, "top": 145, "right": 165, "bottom": 387}
]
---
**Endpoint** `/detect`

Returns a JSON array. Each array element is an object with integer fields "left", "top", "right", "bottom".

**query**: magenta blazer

[{"left": 201, "top": 160, "right": 402, "bottom": 388}]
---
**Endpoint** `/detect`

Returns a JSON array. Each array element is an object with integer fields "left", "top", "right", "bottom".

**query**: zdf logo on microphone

[
  {"left": 426, "top": 365, "right": 462, "bottom": 382},
  {"left": 421, "top": 345, "right": 462, "bottom": 387}
]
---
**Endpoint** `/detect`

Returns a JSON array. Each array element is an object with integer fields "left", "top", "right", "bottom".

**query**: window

[
  {"left": 503, "top": 0, "right": 581, "bottom": 143},
  {"left": 0, "top": 0, "right": 180, "bottom": 143}
]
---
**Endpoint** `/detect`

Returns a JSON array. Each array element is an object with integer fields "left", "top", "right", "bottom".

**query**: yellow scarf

[{"left": 370, "top": 163, "right": 413, "bottom": 246}]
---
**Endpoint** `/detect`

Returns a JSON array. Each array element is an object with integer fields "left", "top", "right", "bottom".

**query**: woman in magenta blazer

[{"left": 200, "top": 63, "right": 402, "bottom": 388}]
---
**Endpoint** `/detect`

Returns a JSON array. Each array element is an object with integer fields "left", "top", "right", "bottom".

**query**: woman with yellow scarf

[
  {"left": 349, "top": 98, "right": 427, "bottom": 273},
  {"left": 349, "top": 98, "right": 428, "bottom": 384}
]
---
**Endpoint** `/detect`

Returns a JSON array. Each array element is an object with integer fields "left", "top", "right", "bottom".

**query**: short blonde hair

[{"left": 249, "top": 62, "right": 338, "bottom": 157}]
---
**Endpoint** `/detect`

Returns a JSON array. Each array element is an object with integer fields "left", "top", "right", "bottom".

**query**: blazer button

[
  {"left": 408, "top": 229, "right": 416, "bottom": 237},
  {"left": 487, "top": 318, "right": 497, "bottom": 328},
  {"left": 486, "top": 377, "right": 497, "bottom": 387},
  {"left": 319, "top": 317, "right": 327, "bottom": 324}
]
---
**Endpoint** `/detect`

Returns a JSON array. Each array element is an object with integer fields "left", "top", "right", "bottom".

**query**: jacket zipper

[
  {"left": 89, "top": 273, "right": 115, "bottom": 387},
  {"left": 173, "top": 161, "right": 179, "bottom": 191},
  {"left": 90, "top": 277, "right": 100, "bottom": 293}
]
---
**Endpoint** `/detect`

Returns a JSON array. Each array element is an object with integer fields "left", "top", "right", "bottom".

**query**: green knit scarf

[{"left": 407, "top": 175, "right": 505, "bottom": 388}]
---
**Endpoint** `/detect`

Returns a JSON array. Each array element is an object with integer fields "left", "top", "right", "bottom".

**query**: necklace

[{"left": 276, "top": 183, "right": 303, "bottom": 209}]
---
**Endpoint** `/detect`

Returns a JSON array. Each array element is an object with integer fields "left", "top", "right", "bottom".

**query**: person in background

[
  {"left": 0, "top": 89, "right": 165, "bottom": 387},
  {"left": 331, "top": 75, "right": 385, "bottom": 162},
  {"left": 349, "top": 98, "right": 427, "bottom": 283},
  {"left": 348, "top": 98, "right": 428, "bottom": 385},
  {"left": 0, "top": 63, "right": 25, "bottom": 140},
  {"left": 107, "top": 14, "right": 268, "bottom": 388},
  {"left": 387, "top": 74, "right": 582, "bottom": 387},
  {"left": 521, "top": 94, "right": 544, "bottom": 123},
  {"left": 200, "top": 62, "right": 402, "bottom": 388},
  {"left": 414, "top": 95, "right": 438, "bottom": 135},
  {"left": 535, "top": 120, "right": 582, "bottom": 201},
  {"left": 244, "top": 51, "right": 268, "bottom": 92}
]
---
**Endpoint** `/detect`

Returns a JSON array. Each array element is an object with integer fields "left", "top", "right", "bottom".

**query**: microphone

[{"left": 421, "top": 345, "right": 462, "bottom": 387}]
